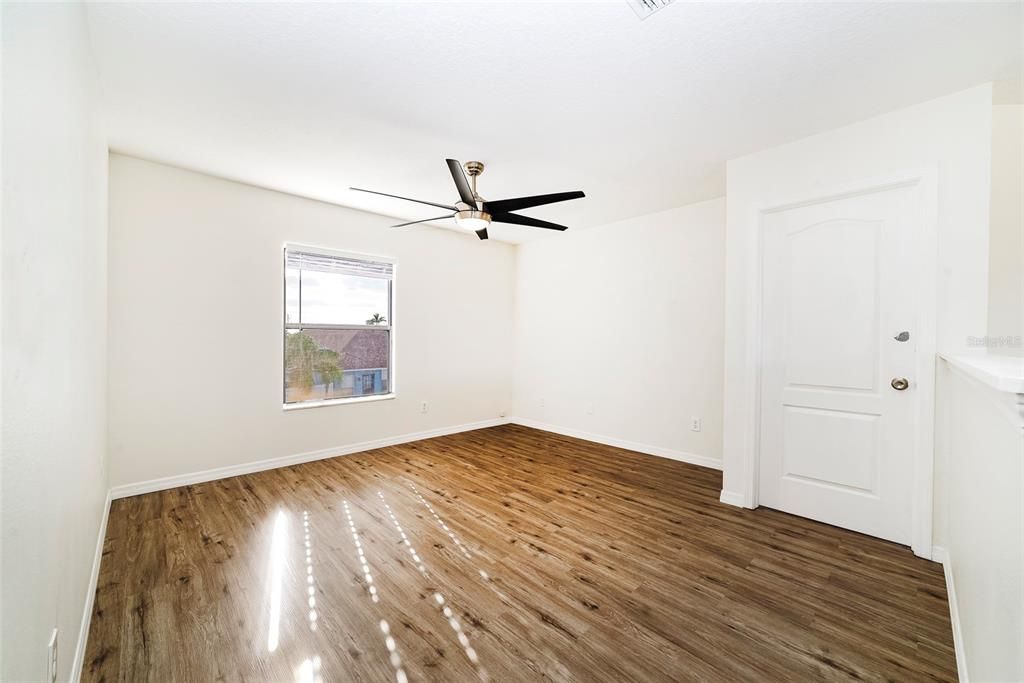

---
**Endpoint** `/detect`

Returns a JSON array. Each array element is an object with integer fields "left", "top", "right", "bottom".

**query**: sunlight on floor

[
  {"left": 302, "top": 511, "right": 319, "bottom": 631},
  {"left": 267, "top": 509, "right": 288, "bottom": 653},
  {"left": 294, "top": 656, "right": 322, "bottom": 683},
  {"left": 343, "top": 499, "right": 409, "bottom": 683},
  {"left": 378, "top": 490, "right": 489, "bottom": 681}
]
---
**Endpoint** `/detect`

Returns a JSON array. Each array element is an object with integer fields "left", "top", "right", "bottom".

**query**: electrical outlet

[
  {"left": 420, "top": 401, "right": 428, "bottom": 414},
  {"left": 690, "top": 416, "right": 702, "bottom": 432},
  {"left": 47, "top": 628, "right": 58, "bottom": 683},
  {"left": 539, "top": 398, "right": 545, "bottom": 409},
  {"left": 586, "top": 403, "right": 594, "bottom": 416}
]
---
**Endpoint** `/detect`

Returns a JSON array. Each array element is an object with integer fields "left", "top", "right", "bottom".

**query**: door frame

[{"left": 739, "top": 169, "right": 938, "bottom": 559}]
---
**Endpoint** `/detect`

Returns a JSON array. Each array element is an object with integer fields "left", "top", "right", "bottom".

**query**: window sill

[{"left": 283, "top": 393, "right": 396, "bottom": 411}]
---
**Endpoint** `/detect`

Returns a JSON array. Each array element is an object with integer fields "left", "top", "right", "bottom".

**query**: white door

[{"left": 758, "top": 185, "right": 917, "bottom": 545}]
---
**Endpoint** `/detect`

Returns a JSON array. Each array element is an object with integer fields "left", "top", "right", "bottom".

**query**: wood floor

[{"left": 84, "top": 424, "right": 956, "bottom": 682}]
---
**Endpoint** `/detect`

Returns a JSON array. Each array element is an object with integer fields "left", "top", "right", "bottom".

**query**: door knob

[{"left": 891, "top": 377, "right": 909, "bottom": 391}]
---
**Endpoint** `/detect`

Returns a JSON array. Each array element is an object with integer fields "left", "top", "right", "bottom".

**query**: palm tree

[
  {"left": 285, "top": 331, "right": 344, "bottom": 397},
  {"left": 366, "top": 313, "right": 387, "bottom": 325}
]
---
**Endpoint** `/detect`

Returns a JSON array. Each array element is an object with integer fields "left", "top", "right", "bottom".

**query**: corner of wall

[
  {"left": 70, "top": 490, "right": 112, "bottom": 682},
  {"left": 931, "top": 546, "right": 970, "bottom": 682}
]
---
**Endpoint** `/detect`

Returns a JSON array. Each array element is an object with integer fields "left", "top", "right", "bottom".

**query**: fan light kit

[
  {"left": 351, "top": 159, "right": 585, "bottom": 241},
  {"left": 454, "top": 210, "right": 491, "bottom": 231}
]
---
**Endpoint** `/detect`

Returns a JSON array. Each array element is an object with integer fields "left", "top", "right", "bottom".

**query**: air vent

[{"left": 625, "top": 0, "right": 676, "bottom": 20}]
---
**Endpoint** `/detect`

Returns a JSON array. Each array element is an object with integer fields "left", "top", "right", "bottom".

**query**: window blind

[{"left": 286, "top": 249, "right": 393, "bottom": 280}]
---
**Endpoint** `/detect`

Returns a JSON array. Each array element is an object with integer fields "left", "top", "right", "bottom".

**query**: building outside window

[{"left": 283, "top": 245, "right": 394, "bottom": 406}]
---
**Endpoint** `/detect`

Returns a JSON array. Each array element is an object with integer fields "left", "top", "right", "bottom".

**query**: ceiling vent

[{"left": 625, "top": 0, "right": 677, "bottom": 20}]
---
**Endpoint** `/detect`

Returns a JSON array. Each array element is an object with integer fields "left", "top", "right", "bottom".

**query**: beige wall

[
  {"left": 1, "top": 4, "right": 109, "bottom": 680},
  {"left": 513, "top": 198, "right": 725, "bottom": 467},
  {"left": 987, "top": 103, "right": 1023, "bottom": 345},
  {"left": 107, "top": 155, "right": 516, "bottom": 487}
]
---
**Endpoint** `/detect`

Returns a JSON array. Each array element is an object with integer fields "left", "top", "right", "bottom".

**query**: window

[{"left": 283, "top": 245, "right": 394, "bottom": 406}]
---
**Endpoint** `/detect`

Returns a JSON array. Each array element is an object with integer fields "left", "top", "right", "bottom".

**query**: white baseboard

[
  {"left": 718, "top": 490, "right": 746, "bottom": 507},
  {"left": 71, "top": 489, "right": 112, "bottom": 682},
  {"left": 111, "top": 416, "right": 724, "bottom": 500},
  {"left": 508, "top": 417, "right": 723, "bottom": 471},
  {"left": 109, "top": 418, "right": 509, "bottom": 499},
  {"left": 933, "top": 546, "right": 969, "bottom": 682}
]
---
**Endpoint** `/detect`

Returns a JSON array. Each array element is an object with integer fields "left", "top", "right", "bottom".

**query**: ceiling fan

[{"left": 351, "top": 159, "right": 585, "bottom": 240}]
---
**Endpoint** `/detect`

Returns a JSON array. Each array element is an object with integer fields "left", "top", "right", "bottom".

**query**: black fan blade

[
  {"left": 351, "top": 187, "right": 457, "bottom": 212},
  {"left": 445, "top": 159, "right": 477, "bottom": 206},
  {"left": 391, "top": 214, "right": 454, "bottom": 228},
  {"left": 483, "top": 191, "right": 584, "bottom": 215},
  {"left": 475, "top": 227, "right": 488, "bottom": 240},
  {"left": 491, "top": 212, "right": 568, "bottom": 231}
]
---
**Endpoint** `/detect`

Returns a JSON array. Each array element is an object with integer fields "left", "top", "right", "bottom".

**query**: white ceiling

[{"left": 86, "top": 1, "right": 1022, "bottom": 243}]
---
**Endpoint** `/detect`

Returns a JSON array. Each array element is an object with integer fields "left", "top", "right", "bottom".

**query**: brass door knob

[{"left": 891, "top": 377, "right": 909, "bottom": 391}]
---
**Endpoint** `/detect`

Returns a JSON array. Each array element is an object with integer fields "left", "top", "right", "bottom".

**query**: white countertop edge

[{"left": 939, "top": 352, "right": 1024, "bottom": 394}]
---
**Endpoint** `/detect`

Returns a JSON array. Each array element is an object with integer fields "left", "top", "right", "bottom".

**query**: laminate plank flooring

[{"left": 84, "top": 424, "right": 956, "bottom": 682}]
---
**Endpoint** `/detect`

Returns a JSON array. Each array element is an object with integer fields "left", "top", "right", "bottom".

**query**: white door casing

[{"left": 757, "top": 180, "right": 930, "bottom": 547}]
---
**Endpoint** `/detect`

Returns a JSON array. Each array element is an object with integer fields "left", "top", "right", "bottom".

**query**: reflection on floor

[{"left": 83, "top": 424, "right": 956, "bottom": 681}]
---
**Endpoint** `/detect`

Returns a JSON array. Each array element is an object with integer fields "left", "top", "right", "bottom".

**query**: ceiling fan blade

[
  {"left": 445, "top": 159, "right": 477, "bottom": 206},
  {"left": 491, "top": 212, "right": 568, "bottom": 231},
  {"left": 350, "top": 187, "right": 457, "bottom": 212},
  {"left": 391, "top": 214, "right": 454, "bottom": 228},
  {"left": 475, "top": 227, "right": 489, "bottom": 240},
  {"left": 483, "top": 191, "right": 584, "bottom": 215}
]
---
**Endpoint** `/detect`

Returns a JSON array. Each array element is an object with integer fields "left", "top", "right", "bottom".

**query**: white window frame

[{"left": 282, "top": 243, "right": 397, "bottom": 410}]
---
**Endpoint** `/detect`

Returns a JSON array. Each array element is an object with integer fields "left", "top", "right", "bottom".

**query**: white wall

[
  {"left": 934, "top": 360, "right": 1022, "bottom": 682},
  {"left": 107, "top": 155, "right": 516, "bottom": 488},
  {"left": 513, "top": 198, "right": 725, "bottom": 467},
  {"left": 1, "top": 3, "right": 109, "bottom": 681},
  {"left": 987, "top": 103, "right": 1023, "bottom": 344},
  {"left": 722, "top": 84, "right": 994, "bottom": 501}
]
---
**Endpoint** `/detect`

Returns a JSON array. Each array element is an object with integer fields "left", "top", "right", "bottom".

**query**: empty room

[{"left": 2, "top": 1, "right": 1022, "bottom": 681}]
